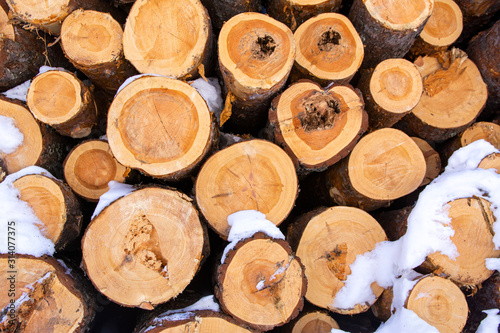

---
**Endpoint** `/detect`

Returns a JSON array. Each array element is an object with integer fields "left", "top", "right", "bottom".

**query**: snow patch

[
  {"left": 0, "top": 115, "right": 24, "bottom": 154},
  {"left": 477, "top": 309, "right": 500, "bottom": 333},
  {"left": 91, "top": 181, "right": 135, "bottom": 219},
  {"left": 375, "top": 307, "right": 439, "bottom": 333},
  {"left": 38, "top": 66, "right": 67, "bottom": 74},
  {"left": 0, "top": 167, "right": 56, "bottom": 257},
  {"left": 221, "top": 210, "right": 285, "bottom": 264},
  {"left": 2, "top": 80, "right": 31, "bottom": 102},
  {"left": 188, "top": 77, "right": 223, "bottom": 122}
]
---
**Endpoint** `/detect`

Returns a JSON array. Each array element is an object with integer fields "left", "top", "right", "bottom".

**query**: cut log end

[
  {"left": 195, "top": 139, "right": 298, "bottom": 239},
  {"left": 418, "top": 0, "right": 463, "bottom": 47},
  {"left": 6, "top": 0, "right": 73, "bottom": 34},
  {"left": 63, "top": 140, "right": 130, "bottom": 201},
  {"left": 478, "top": 153, "right": 500, "bottom": 173},
  {"left": 363, "top": 0, "right": 434, "bottom": 31},
  {"left": 291, "top": 311, "right": 339, "bottom": 333}
]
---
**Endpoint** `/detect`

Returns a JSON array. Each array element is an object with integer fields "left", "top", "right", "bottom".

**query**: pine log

[
  {"left": 287, "top": 206, "right": 387, "bottom": 314},
  {"left": 60, "top": 9, "right": 138, "bottom": 92},
  {"left": 439, "top": 121, "right": 500, "bottom": 164},
  {"left": 478, "top": 152, "right": 500, "bottom": 172},
  {"left": 195, "top": 139, "right": 298, "bottom": 239},
  {"left": 63, "top": 139, "right": 131, "bottom": 202},
  {"left": 398, "top": 49, "right": 488, "bottom": 142},
  {"left": 218, "top": 12, "right": 295, "bottom": 133},
  {"left": 12, "top": 174, "right": 82, "bottom": 250},
  {"left": 411, "top": 137, "right": 441, "bottom": 186},
  {"left": 0, "top": 96, "right": 68, "bottom": 178},
  {"left": 266, "top": 0, "right": 342, "bottom": 31},
  {"left": 320, "top": 128, "right": 426, "bottom": 211},
  {"left": 357, "top": 59, "right": 423, "bottom": 130},
  {"left": 107, "top": 75, "right": 217, "bottom": 181},
  {"left": 455, "top": 0, "right": 500, "bottom": 43},
  {"left": 123, "top": 0, "right": 213, "bottom": 80},
  {"left": 467, "top": 21, "right": 500, "bottom": 107},
  {"left": 265, "top": 80, "right": 367, "bottom": 174},
  {"left": 370, "top": 287, "right": 393, "bottom": 321},
  {"left": 215, "top": 232, "right": 306, "bottom": 331},
  {"left": 26, "top": 69, "right": 97, "bottom": 138},
  {"left": 82, "top": 186, "right": 209, "bottom": 309},
  {"left": 292, "top": 13, "right": 364, "bottom": 86},
  {"left": 348, "top": 0, "right": 434, "bottom": 68},
  {"left": 408, "top": 0, "right": 463, "bottom": 59},
  {"left": 200, "top": 0, "right": 262, "bottom": 33},
  {"left": 0, "top": 255, "right": 95, "bottom": 332},
  {"left": 373, "top": 205, "right": 413, "bottom": 241},
  {"left": 284, "top": 310, "right": 340, "bottom": 333}
]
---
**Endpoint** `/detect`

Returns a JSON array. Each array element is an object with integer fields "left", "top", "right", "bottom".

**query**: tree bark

[
  {"left": 107, "top": 75, "right": 217, "bottom": 181},
  {"left": 319, "top": 128, "right": 426, "bottom": 211},
  {"left": 0, "top": 255, "right": 95, "bottom": 333},
  {"left": 82, "top": 186, "right": 209, "bottom": 309},
  {"left": 123, "top": 0, "right": 213, "bottom": 80},
  {"left": 287, "top": 206, "right": 387, "bottom": 314},
  {"left": 291, "top": 13, "right": 364, "bottom": 86},
  {"left": 455, "top": 0, "right": 500, "bottom": 43},
  {"left": 348, "top": 0, "right": 433, "bottom": 68},
  {"left": 357, "top": 59, "right": 423, "bottom": 130},
  {"left": 0, "top": 157, "right": 6, "bottom": 182},
  {"left": 60, "top": 9, "right": 138, "bottom": 92},
  {"left": 201, "top": 0, "right": 262, "bottom": 33},
  {"left": 408, "top": 0, "right": 463, "bottom": 59},
  {"left": 195, "top": 139, "right": 298, "bottom": 239},
  {"left": 463, "top": 272, "right": 500, "bottom": 333},
  {"left": 63, "top": 139, "right": 132, "bottom": 202},
  {"left": 265, "top": 80, "right": 367, "bottom": 174},
  {"left": 266, "top": 0, "right": 342, "bottom": 31},
  {"left": 215, "top": 232, "right": 306, "bottom": 331},
  {"left": 218, "top": 12, "right": 295, "bottom": 133},
  {"left": 26, "top": 69, "right": 97, "bottom": 138},
  {"left": 398, "top": 49, "right": 488, "bottom": 143}
]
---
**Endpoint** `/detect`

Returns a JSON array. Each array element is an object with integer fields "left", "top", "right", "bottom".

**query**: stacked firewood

[{"left": 0, "top": 0, "right": 499, "bottom": 332}]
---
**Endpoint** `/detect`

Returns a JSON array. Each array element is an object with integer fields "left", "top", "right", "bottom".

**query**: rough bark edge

[{"left": 201, "top": 0, "right": 262, "bottom": 33}]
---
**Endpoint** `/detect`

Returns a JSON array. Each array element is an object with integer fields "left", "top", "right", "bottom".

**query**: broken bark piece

[
  {"left": 26, "top": 69, "right": 97, "bottom": 138},
  {"left": 60, "top": 9, "right": 138, "bottom": 92},
  {"left": 201, "top": 0, "right": 262, "bottom": 33},
  {"left": 215, "top": 232, "right": 306, "bottom": 331},
  {"left": 357, "top": 59, "right": 423, "bottom": 130},
  {"left": 292, "top": 13, "right": 364, "bottom": 86},
  {"left": 287, "top": 206, "right": 387, "bottom": 314},
  {"left": 0, "top": 255, "right": 95, "bottom": 332},
  {"left": 82, "top": 186, "right": 209, "bottom": 308},
  {"left": 123, "top": 0, "right": 212, "bottom": 79},
  {"left": 63, "top": 139, "right": 131, "bottom": 201},
  {"left": 12, "top": 174, "right": 82, "bottom": 250},
  {"left": 411, "top": 137, "right": 441, "bottom": 186},
  {"left": 405, "top": 275, "right": 468, "bottom": 332},
  {"left": 107, "top": 75, "right": 216, "bottom": 181},
  {"left": 400, "top": 49, "right": 488, "bottom": 142},
  {"left": 195, "top": 139, "right": 298, "bottom": 239},
  {"left": 478, "top": 153, "right": 500, "bottom": 173},
  {"left": 321, "top": 128, "right": 426, "bottom": 211},
  {"left": 218, "top": 12, "right": 295, "bottom": 133},
  {"left": 266, "top": 0, "right": 342, "bottom": 31},
  {"left": 266, "top": 80, "right": 367, "bottom": 174},
  {"left": 348, "top": 0, "right": 434, "bottom": 68},
  {"left": 423, "top": 197, "right": 500, "bottom": 286},
  {"left": 0, "top": 96, "right": 67, "bottom": 177},
  {"left": 408, "top": 0, "right": 463, "bottom": 59}
]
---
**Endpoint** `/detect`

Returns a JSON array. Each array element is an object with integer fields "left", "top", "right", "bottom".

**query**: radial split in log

[
  {"left": 357, "top": 58, "right": 423, "bottom": 130},
  {"left": 195, "top": 139, "right": 298, "bottom": 239},
  {"left": 408, "top": 0, "right": 463, "bottom": 59},
  {"left": 287, "top": 206, "right": 387, "bottom": 314},
  {"left": 266, "top": 0, "right": 342, "bottom": 31},
  {"left": 12, "top": 174, "right": 82, "bottom": 250},
  {"left": 423, "top": 197, "right": 500, "bottom": 286},
  {"left": 406, "top": 276, "right": 468, "bottom": 333},
  {"left": 27, "top": 70, "right": 97, "bottom": 138},
  {"left": 215, "top": 233, "right": 306, "bottom": 331},
  {"left": 322, "top": 128, "right": 426, "bottom": 211},
  {"left": 107, "top": 75, "right": 216, "bottom": 181},
  {"left": 400, "top": 49, "right": 488, "bottom": 142},
  {"left": 440, "top": 121, "right": 500, "bottom": 163},
  {"left": 218, "top": 12, "right": 295, "bottom": 133},
  {"left": 63, "top": 139, "right": 130, "bottom": 201},
  {"left": 292, "top": 13, "right": 364, "bottom": 86},
  {"left": 348, "top": 0, "right": 434, "bottom": 68},
  {"left": 123, "top": 0, "right": 212, "bottom": 79},
  {"left": 0, "top": 97, "right": 67, "bottom": 177},
  {"left": 60, "top": 9, "right": 138, "bottom": 92},
  {"left": 266, "top": 80, "right": 367, "bottom": 173},
  {"left": 201, "top": 0, "right": 262, "bottom": 33},
  {"left": 411, "top": 137, "right": 441, "bottom": 186},
  {"left": 82, "top": 187, "right": 209, "bottom": 309},
  {"left": 0, "top": 255, "right": 95, "bottom": 332}
]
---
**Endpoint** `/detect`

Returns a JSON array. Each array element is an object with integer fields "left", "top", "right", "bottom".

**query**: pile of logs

[{"left": 0, "top": 0, "right": 499, "bottom": 332}]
